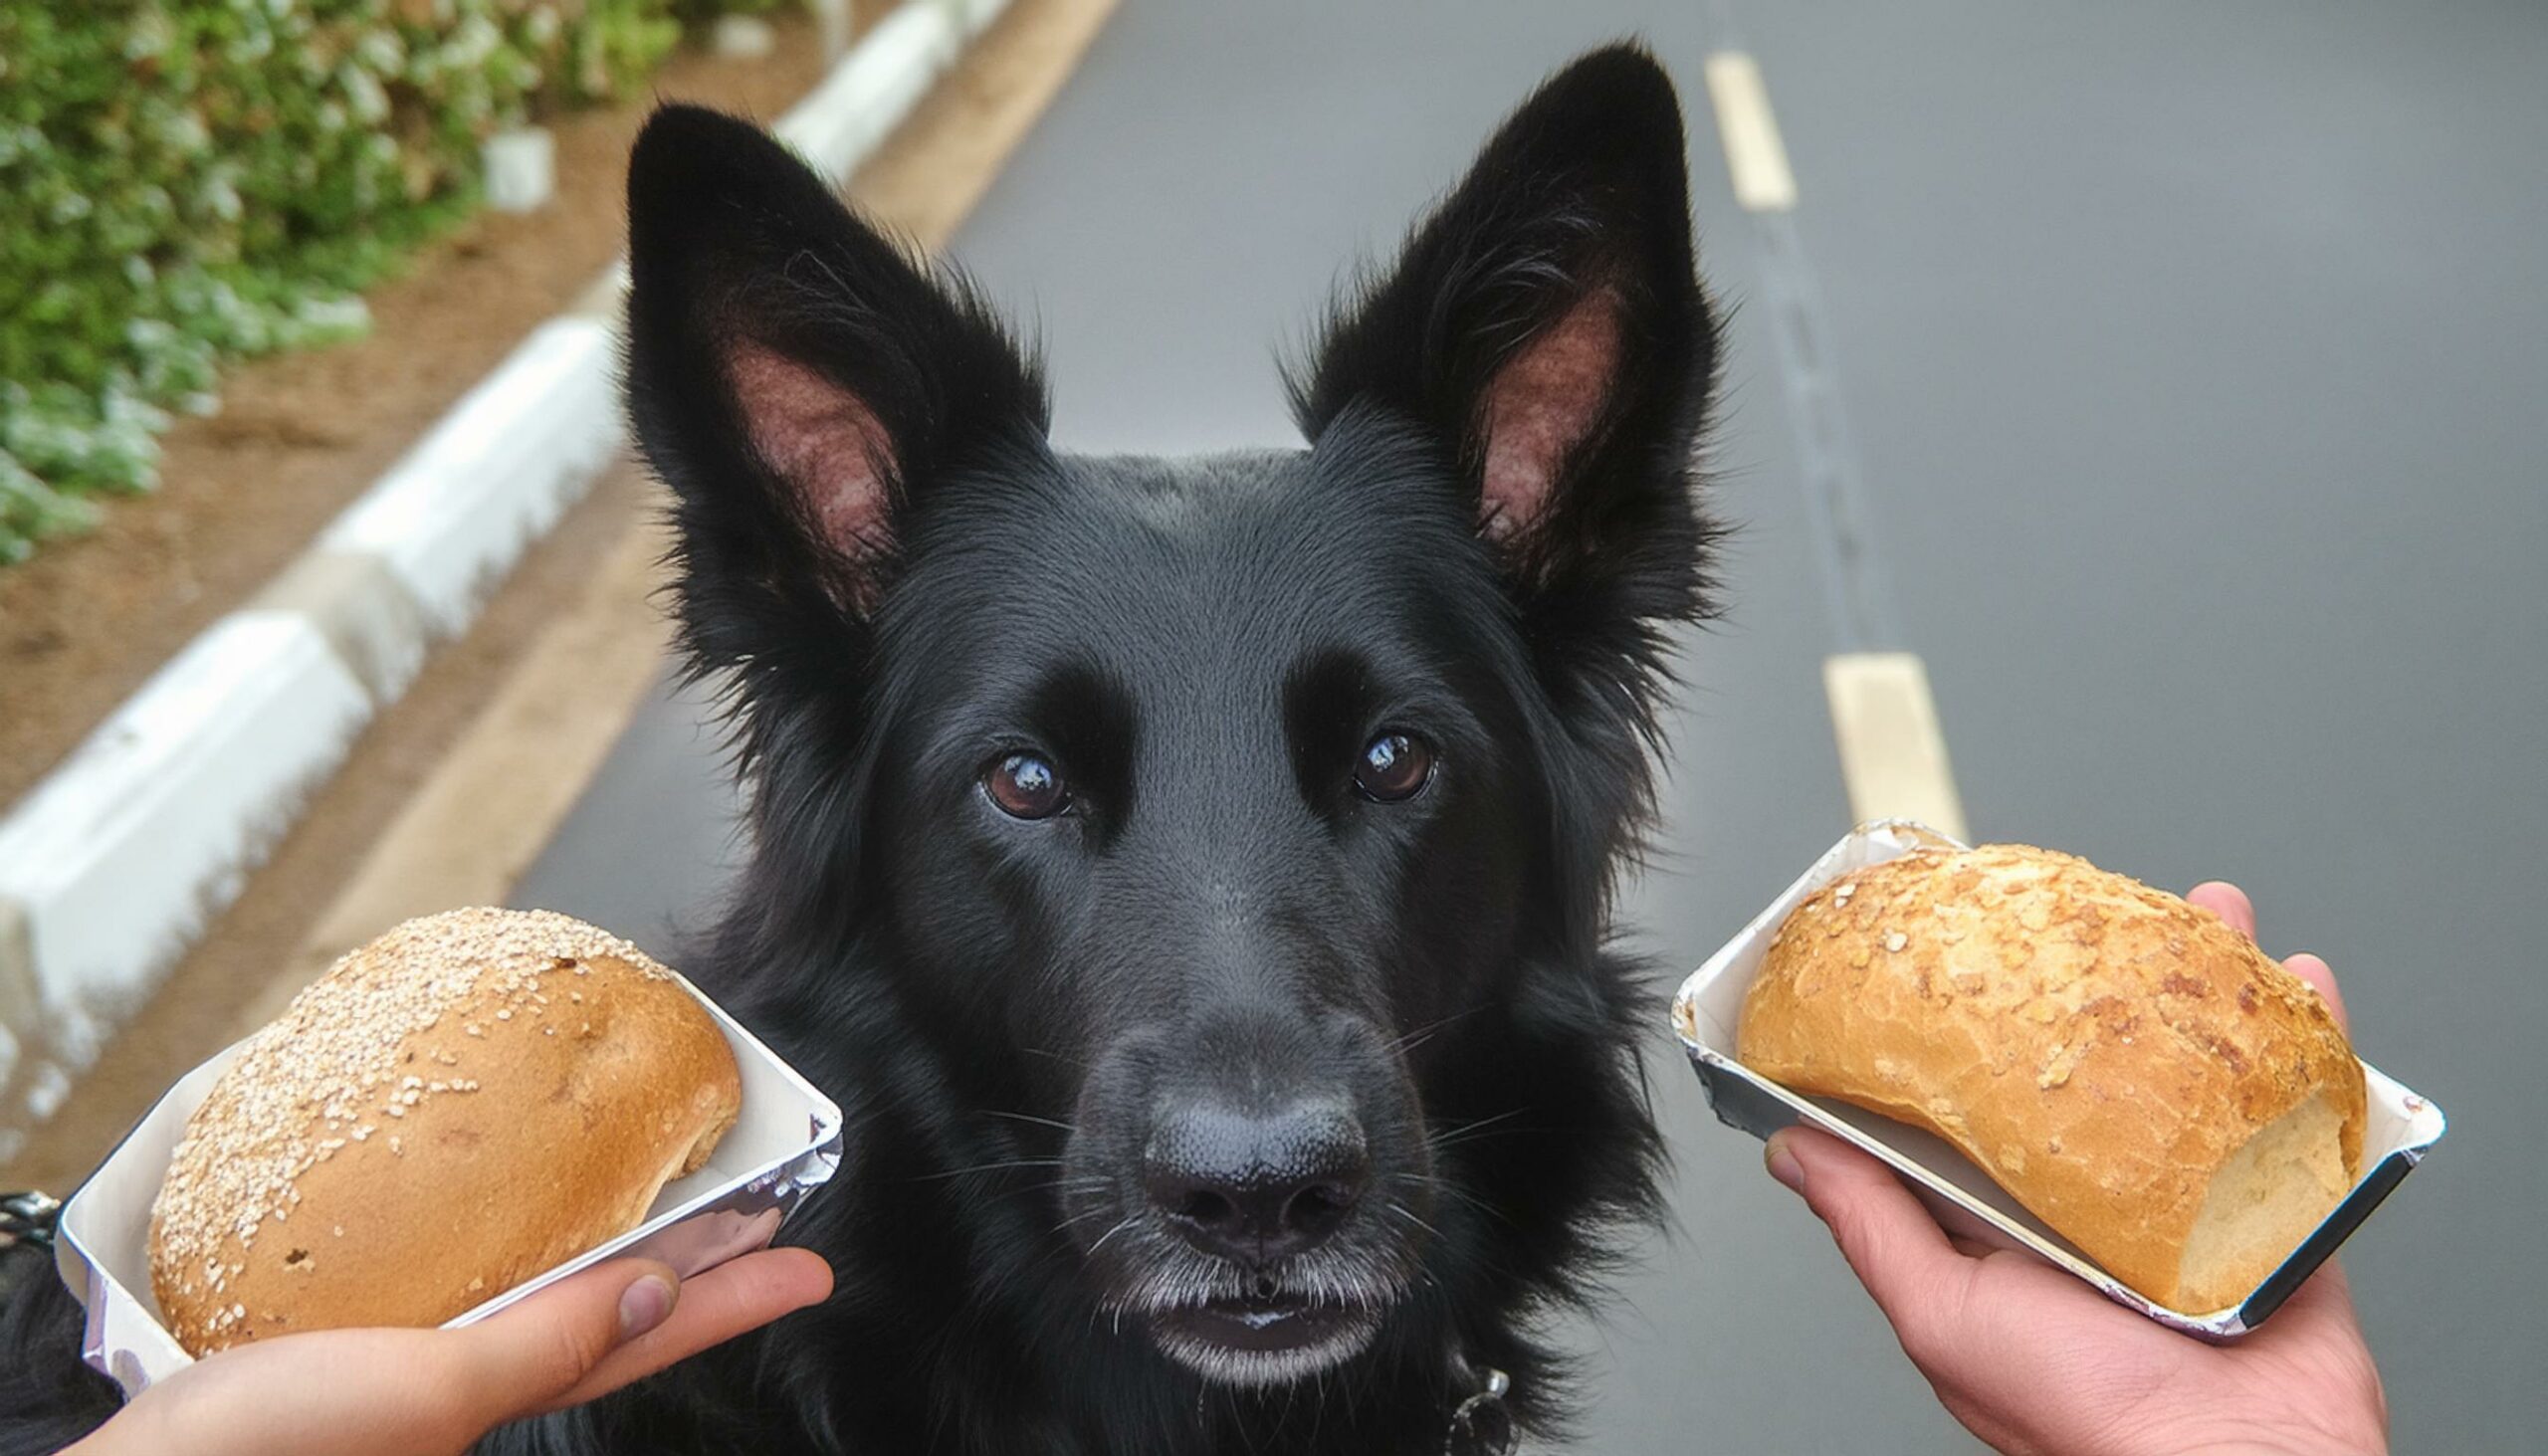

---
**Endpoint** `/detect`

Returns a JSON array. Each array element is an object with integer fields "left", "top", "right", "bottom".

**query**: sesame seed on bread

[{"left": 149, "top": 908, "right": 741, "bottom": 1353}]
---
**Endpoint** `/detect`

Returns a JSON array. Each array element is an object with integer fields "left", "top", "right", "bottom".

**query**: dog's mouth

[
  {"left": 1094, "top": 1241, "right": 1409, "bottom": 1386},
  {"left": 1144, "top": 1285, "right": 1387, "bottom": 1384},
  {"left": 1062, "top": 1021, "right": 1436, "bottom": 1386}
]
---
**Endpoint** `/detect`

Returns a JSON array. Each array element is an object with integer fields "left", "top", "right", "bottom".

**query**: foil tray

[
  {"left": 1671, "top": 820, "right": 2444, "bottom": 1338},
  {"left": 55, "top": 968, "right": 842, "bottom": 1396}
]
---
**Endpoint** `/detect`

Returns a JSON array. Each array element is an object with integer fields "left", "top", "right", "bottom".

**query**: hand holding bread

[
  {"left": 1760, "top": 881, "right": 2389, "bottom": 1456},
  {"left": 150, "top": 909, "right": 744, "bottom": 1353},
  {"left": 69, "top": 1249, "right": 834, "bottom": 1456},
  {"left": 56, "top": 907, "right": 831, "bottom": 1456},
  {"left": 1739, "top": 843, "right": 2363, "bottom": 1313}
]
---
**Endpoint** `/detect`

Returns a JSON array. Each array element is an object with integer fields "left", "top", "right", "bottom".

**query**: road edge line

[{"left": 1823, "top": 652, "right": 1970, "bottom": 842}]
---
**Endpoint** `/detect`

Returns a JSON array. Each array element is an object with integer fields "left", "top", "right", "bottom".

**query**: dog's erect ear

[
  {"left": 1292, "top": 46, "right": 1717, "bottom": 613},
  {"left": 625, "top": 104, "right": 1045, "bottom": 642}
]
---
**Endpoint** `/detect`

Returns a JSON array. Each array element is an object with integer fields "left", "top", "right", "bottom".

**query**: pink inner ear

[
  {"left": 1478, "top": 291, "right": 1621, "bottom": 542},
  {"left": 729, "top": 343, "right": 896, "bottom": 556}
]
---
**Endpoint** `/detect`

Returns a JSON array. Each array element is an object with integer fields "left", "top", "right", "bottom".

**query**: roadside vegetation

[{"left": 0, "top": 0, "right": 788, "bottom": 563}]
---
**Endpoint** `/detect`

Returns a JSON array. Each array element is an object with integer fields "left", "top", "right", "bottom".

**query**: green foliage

[
  {"left": 0, "top": 1, "right": 769, "bottom": 564},
  {"left": 674, "top": 0, "right": 792, "bottom": 18}
]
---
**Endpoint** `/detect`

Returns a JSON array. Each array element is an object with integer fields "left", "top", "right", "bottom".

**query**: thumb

[
  {"left": 448, "top": 1259, "right": 680, "bottom": 1423},
  {"left": 1766, "top": 1128, "right": 1973, "bottom": 1363}
]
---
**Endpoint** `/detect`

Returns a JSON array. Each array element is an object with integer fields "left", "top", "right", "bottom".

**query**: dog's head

[{"left": 626, "top": 47, "right": 1715, "bottom": 1390}]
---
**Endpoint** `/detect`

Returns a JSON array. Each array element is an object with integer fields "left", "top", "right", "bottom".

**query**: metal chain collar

[
  {"left": 1, "top": 1189, "right": 62, "bottom": 1252},
  {"left": 1445, "top": 1360, "right": 1516, "bottom": 1456}
]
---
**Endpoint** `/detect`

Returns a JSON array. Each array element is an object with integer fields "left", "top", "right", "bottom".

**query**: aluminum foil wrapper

[
  {"left": 1672, "top": 820, "right": 2445, "bottom": 1338},
  {"left": 54, "top": 969, "right": 842, "bottom": 1397}
]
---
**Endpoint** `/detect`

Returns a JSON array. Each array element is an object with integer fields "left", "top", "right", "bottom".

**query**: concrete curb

[
  {"left": 0, "top": 0, "right": 1012, "bottom": 1162},
  {"left": 319, "top": 317, "right": 625, "bottom": 646}
]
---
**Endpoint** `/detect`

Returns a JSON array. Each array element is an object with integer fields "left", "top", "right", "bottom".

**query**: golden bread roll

[
  {"left": 150, "top": 908, "right": 742, "bottom": 1354},
  {"left": 1739, "top": 843, "right": 2364, "bottom": 1312}
]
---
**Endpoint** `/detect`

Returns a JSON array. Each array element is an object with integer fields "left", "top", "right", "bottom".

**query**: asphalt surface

[{"left": 518, "top": 3, "right": 2548, "bottom": 1449}]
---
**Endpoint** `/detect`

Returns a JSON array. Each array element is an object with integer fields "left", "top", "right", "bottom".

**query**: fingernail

[
  {"left": 618, "top": 1274, "right": 676, "bottom": 1341},
  {"left": 1764, "top": 1134, "right": 1805, "bottom": 1194}
]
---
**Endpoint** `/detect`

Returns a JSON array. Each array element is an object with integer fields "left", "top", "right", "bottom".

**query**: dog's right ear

[
  {"left": 1289, "top": 46, "right": 1716, "bottom": 635},
  {"left": 625, "top": 104, "right": 1046, "bottom": 650}
]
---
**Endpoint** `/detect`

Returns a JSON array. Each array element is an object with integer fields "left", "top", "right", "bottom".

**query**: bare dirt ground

[
  {"left": 2, "top": 0, "right": 1121, "bottom": 1192},
  {"left": 0, "top": 15, "right": 845, "bottom": 811}
]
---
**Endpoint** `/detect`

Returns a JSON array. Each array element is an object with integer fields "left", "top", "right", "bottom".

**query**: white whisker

[{"left": 1086, "top": 1214, "right": 1142, "bottom": 1257}]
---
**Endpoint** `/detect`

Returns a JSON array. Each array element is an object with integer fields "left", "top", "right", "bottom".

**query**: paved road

[{"left": 520, "top": 3, "right": 2548, "bottom": 1449}]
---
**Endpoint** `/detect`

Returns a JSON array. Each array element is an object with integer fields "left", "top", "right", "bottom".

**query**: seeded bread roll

[
  {"left": 150, "top": 909, "right": 742, "bottom": 1354},
  {"left": 1739, "top": 844, "right": 2364, "bottom": 1313}
]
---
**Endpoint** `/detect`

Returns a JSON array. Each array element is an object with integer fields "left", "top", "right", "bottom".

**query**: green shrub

[
  {"left": 675, "top": 0, "right": 792, "bottom": 18},
  {"left": 0, "top": 1, "right": 773, "bottom": 565}
]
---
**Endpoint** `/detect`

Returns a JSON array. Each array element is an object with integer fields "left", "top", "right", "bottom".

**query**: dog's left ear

[{"left": 1293, "top": 45, "right": 1717, "bottom": 633}]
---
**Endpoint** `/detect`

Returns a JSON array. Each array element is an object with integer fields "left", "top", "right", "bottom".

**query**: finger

[
  {"left": 2187, "top": 881, "right": 2256, "bottom": 939},
  {"left": 2277, "top": 1252, "right": 2354, "bottom": 1311},
  {"left": 538, "top": 1247, "right": 833, "bottom": 1412},
  {"left": 450, "top": 1258, "right": 681, "bottom": 1422},
  {"left": 2282, "top": 951, "right": 2351, "bottom": 1035},
  {"left": 2185, "top": 883, "right": 2352, "bottom": 1033},
  {"left": 2237, "top": 1252, "right": 2368, "bottom": 1358},
  {"left": 97, "top": 1328, "right": 491, "bottom": 1456},
  {"left": 1909, "top": 1180, "right": 2032, "bottom": 1258},
  {"left": 1766, "top": 1128, "right": 1973, "bottom": 1360}
]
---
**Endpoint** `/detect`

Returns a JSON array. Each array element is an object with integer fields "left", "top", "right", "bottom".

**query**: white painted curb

[
  {"left": 0, "top": 0, "right": 1016, "bottom": 1150},
  {"left": 0, "top": 615, "right": 371, "bottom": 1081},
  {"left": 483, "top": 126, "right": 559, "bottom": 214},
  {"left": 320, "top": 317, "right": 625, "bottom": 641},
  {"left": 782, "top": 3, "right": 958, "bottom": 177}
]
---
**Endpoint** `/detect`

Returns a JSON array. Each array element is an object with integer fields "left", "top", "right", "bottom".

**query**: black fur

[
  {"left": 1, "top": 45, "right": 1719, "bottom": 1455},
  {"left": 0, "top": 1246, "right": 119, "bottom": 1454}
]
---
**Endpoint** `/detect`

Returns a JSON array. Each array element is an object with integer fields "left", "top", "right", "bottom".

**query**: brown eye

[
  {"left": 1353, "top": 732, "right": 1433, "bottom": 802},
  {"left": 984, "top": 752, "right": 1068, "bottom": 819}
]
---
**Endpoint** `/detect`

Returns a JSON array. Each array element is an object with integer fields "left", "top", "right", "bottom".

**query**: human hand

[
  {"left": 1763, "top": 882, "right": 2388, "bottom": 1456},
  {"left": 66, "top": 1247, "right": 831, "bottom": 1456}
]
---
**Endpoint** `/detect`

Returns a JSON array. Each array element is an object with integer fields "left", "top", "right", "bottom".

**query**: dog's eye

[
  {"left": 984, "top": 752, "right": 1069, "bottom": 819},
  {"left": 1353, "top": 731, "right": 1434, "bottom": 803}
]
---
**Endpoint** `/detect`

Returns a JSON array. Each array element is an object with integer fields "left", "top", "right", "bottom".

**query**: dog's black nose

[{"left": 1143, "top": 1101, "right": 1371, "bottom": 1263}]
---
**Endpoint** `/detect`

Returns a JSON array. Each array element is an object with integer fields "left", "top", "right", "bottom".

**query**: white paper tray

[
  {"left": 54, "top": 967, "right": 842, "bottom": 1395},
  {"left": 1670, "top": 820, "right": 2445, "bottom": 1338}
]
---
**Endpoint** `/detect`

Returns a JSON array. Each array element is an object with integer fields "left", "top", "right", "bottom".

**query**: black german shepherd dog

[{"left": 1, "top": 45, "right": 1719, "bottom": 1455}]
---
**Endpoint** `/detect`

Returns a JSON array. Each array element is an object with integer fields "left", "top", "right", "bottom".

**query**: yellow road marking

[
  {"left": 1702, "top": 53, "right": 1957, "bottom": 837},
  {"left": 1823, "top": 652, "right": 1969, "bottom": 841},
  {"left": 1703, "top": 52, "right": 1798, "bottom": 213}
]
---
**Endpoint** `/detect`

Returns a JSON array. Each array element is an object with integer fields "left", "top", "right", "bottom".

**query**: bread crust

[
  {"left": 1738, "top": 844, "right": 2364, "bottom": 1310},
  {"left": 149, "top": 909, "right": 742, "bottom": 1354}
]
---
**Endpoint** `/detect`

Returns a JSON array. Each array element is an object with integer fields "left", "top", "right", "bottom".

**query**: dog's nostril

[
  {"left": 1175, "top": 1189, "right": 1238, "bottom": 1230},
  {"left": 1142, "top": 1103, "right": 1374, "bottom": 1263},
  {"left": 1283, "top": 1180, "right": 1356, "bottom": 1239}
]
